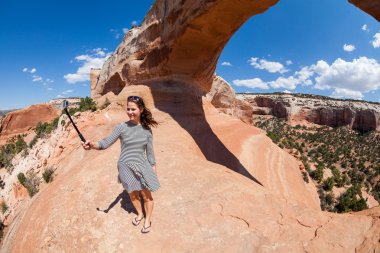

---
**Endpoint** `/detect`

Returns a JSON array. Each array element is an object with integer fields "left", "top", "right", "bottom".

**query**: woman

[{"left": 81, "top": 95, "right": 160, "bottom": 233}]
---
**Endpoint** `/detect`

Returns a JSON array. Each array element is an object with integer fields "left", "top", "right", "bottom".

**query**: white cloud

[
  {"left": 283, "top": 90, "right": 292, "bottom": 93},
  {"left": 131, "top": 20, "right": 138, "bottom": 27},
  {"left": 221, "top": 61, "right": 232, "bottom": 66},
  {"left": 361, "top": 24, "right": 369, "bottom": 32},
  {"left": 62, "top": 89, "right": 73, "bottom": 95},
  {"left": 233, "top": 57, "right": 380, "bottom": 99},
  {"left": 249, "top": 57, "right": 289, "bottom": 74},
  {"left": 232, "top": 78, "right": 269, "bottom": 89},
  {"left": 331, "top": 88, "right": 363, "bottom": 100},
  {"left": 32, "top": 75, "right": 43, "bottom": 82},
  {"left": 64, "top": 49, "right": 112, "bottom": 84},
  {"left": 286, "top": 60, "right": 293, "bottom": 65},
  {"left": 269, "top": 76, "right": 299, "bottom": 90},
  {"left": 92, "top": 48, "right": 106, "bottom": 57},
  {"left": 110, "top": 28, "right": 121, "bottom": 39},
  {"left": 22, "top": 67, "right": 37, "bottom": 73},
  {"left": 312, "top": 57, "right": 380, "bottom": 94},
  {"left": 295, "top": 66, "right": 314, "bottom": 85},
  {"left": 343, "top": 44, "right": 355, "bottom": 52},
  {"left": 122, "top": 28, "right": 129, "bottom": 34},
  {"left": 372, "top": 31, "right": 380, "bottom": 48}
]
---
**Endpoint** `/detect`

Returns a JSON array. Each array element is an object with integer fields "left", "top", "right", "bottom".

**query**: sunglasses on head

[{"left": 128, "top": 95, "right": 141, "bottom": 101}]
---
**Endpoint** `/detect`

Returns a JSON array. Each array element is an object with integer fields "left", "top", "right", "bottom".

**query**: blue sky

[{"left": 0, "top": 0, "right": 379, "bottom": 110}]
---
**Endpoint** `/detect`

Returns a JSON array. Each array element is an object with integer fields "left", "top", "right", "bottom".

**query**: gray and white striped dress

[{"left": 98, "top": 121, "right": 160, "bottom": 193}]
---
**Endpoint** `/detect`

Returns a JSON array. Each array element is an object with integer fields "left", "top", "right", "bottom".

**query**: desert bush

[
  {"left": 42, "top": 166, "right": 54, "bottom": 183},
  {"left": 17, "top": 172, "right": 26, "bottom": 186},
  {"left": 335, "top": 185, "right": 368, "bottom": 213},
  {"left": 0, "top": 220, "right": 4, "bottom": 240},
  {"left": 24, "top": 172, "right": 40, "bottom": 197},
  {"left": 79, "top": 97, "right": 97, "bottom": 112},
  {"left": 302, "top": 171, "right": 309, "bottom": 183},
  {"left": 323, "top": 177, "right": 334, "bottom": 191},
  {"left": 1, "top": 202, "right": 7, "bottom": 214}
]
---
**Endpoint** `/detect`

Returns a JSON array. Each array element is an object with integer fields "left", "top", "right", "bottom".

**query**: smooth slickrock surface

[{"left": 1, "top": 85, "right": 379, "bottom": 253}]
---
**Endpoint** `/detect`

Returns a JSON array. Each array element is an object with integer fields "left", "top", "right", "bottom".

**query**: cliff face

[
  {"left": 238, "top": 94, "right": 380, "bottom": 132},
  {"left": 207, "top": 75, "right": 253, "bottom": 124},
  {"left": 0, "top": 104, "right": 60, "bottom": 144}
]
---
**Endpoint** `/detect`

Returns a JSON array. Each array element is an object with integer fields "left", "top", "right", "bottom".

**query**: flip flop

[
  {"left": 132, "top": 216, "right": 143, "bottom": 226},
  {"left": 141, "top": 221, "right": 151, "bottom": 233}
]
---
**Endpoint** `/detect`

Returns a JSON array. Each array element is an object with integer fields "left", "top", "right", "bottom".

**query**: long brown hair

[{"left": 127, "top": 96, "right": 158, "bottom": 129}]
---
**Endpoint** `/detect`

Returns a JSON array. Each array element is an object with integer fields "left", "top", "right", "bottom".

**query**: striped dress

[{"left": 97, "top": 121, "right": 160, "bottom": 193}]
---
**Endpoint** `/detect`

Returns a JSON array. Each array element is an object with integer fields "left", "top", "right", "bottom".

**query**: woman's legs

[
  {"left": 129, "top": 191, "right": 143, "bottom": 220},
  {"left": 140, "top": 189, "right": 154, "bottom": 230}
]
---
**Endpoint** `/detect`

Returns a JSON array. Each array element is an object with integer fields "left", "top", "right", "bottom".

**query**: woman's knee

[
  {"left": 129, "top": 190, "right": 140, "bottom": 200},
  {"left": 141, "top": 189, "right": 153, "bottom": 202}
]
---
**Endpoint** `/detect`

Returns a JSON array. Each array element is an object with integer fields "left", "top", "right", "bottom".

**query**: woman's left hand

[{"left": 152, "top": 165, "right": 157, "bottom": 174}]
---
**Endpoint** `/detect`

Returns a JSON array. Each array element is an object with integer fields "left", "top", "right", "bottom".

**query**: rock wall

[
  {"left": 238, "top": 94, "right": 380, "bottom": 132},
  {"left": 92, "top": 0, "right": 379, "bottom": 101},
  {"left": 349, "top": 0, "right": 380, "bottom": 21},
  {"left": 207, "top": 75, "right": 253, "bottom": 123},
  {"left": 0, "top": 104, "right": 60, "bottom": 140},
  {"left": 91, "top": 0, "right": 280, "bottom": 98}
]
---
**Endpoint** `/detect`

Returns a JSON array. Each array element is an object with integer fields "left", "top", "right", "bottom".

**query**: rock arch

[{"left": 91, "top": 0, "right": 379, "bottom": 98}]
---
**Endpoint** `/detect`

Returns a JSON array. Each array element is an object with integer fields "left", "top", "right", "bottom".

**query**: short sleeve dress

[{"left": 97, "top": 121, "right": 160, "bottom": 193}]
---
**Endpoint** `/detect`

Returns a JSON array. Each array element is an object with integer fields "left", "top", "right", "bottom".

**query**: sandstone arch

[{"left": 91, "top": 0, "right": 380, "bottom": 98}]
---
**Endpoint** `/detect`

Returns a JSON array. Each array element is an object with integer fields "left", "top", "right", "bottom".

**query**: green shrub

[
  {"left": 1, "top": 202, "right": 7, "bottom": 214},
  {"left": 19, "top": 171, "right": 40, "bottom": 197},
  {"left": 0, "top": 220, "right": 4, "bottom": 240},
  {"left": 17, "top": 172, "right": 26, "bottom": 186},
  {"left": 0, "top": 177, "right": 4, "bottom": 190},
  {"left": 267, "top": 131, "right": 280, "bottom": 143},
  {"left": 42, "top": 167, "right": 54, "bottom": 183},
  {"left": 310, "top": 166, "right": 324, "bottom": 183},
  {"left": 323, "top": 177, "right": 334, "bottom": 191},
  {"left": 302, "top": 171, "right": 309, "bottom": 183},
  {"left": 336, "top": 186, "right": 368, "bottom": 213},
  {"left": 79, "top": 97, "right": 97, "bottom": 112}
]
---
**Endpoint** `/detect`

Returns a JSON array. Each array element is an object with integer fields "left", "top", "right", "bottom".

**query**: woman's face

[{"left": 127, "top": 101, "right": 142, "bottom": 122}]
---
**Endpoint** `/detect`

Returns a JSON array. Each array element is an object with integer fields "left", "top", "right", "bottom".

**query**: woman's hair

[{"left": 127, "top": 95, "right": 158, "bottom": 129}]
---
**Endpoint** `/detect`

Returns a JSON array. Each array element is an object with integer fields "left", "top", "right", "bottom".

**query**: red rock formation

[
  {"left": 91, "top": 0, "right": 280, "bottom": 98},
  {"left": 0, "top": 104, "right": 60, "bottom": 142},
  {"left": 207, "top": 75, "right": 253, "bottom": 123},
  {"left": 353, "top": 109, "right": 379, "bottom": 132},
  {"left": 2, "top": 91, "right": 379, "bottom": 252},
  {"left": 349, "top": 0, "right": 380, "bottom": 21},
  {"left": 309, "top": 107, "right": 355, "bottom": 127},
  {"left": 254, "top": 97, "right": 289, "bottom": 119}
]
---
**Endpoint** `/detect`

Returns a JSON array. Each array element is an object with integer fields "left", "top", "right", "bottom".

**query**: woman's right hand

[{"left": 81, "top": 140, "right": 92, "bottom": 150}]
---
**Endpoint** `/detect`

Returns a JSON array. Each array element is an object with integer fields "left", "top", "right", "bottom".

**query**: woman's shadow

[{"left": 96, "top": 190, "right": 144, "bottom": 215}]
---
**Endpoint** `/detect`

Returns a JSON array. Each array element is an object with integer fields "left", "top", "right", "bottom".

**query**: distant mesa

[
  {"left": 208, "top": 77, "right": 380, "bottom": 132},
  {"left": 0, "top": 103, "right": 60, "bottom": 141},
  {"left": 49, "top": 97, "right": 81, "bottom": 110}
]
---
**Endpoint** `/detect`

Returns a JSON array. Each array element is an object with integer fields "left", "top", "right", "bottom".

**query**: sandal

[
  {"left": 141, "top": 221, "right": 151, "bottom": 233},
  {"left": 132, "top": 216, "right": 143, "bottom": 226}
]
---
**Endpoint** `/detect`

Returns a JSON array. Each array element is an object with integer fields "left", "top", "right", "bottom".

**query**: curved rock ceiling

[{"left": 91, "top": 0, "right": 380, "bottom": 98}]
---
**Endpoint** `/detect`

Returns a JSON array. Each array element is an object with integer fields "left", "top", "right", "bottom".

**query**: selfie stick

[{"left": 62, "top": 100, "right": 86, "bottom": 142}]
